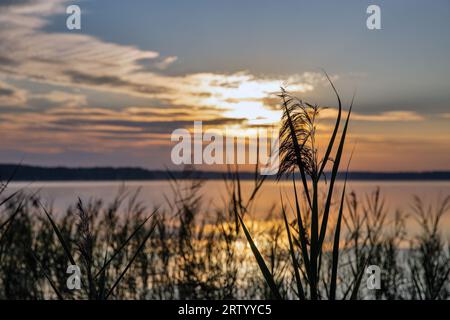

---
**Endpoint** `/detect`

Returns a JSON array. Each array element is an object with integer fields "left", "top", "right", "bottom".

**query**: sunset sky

[{"left": 0, "top": 0, "right": 449, "bottom": 171}]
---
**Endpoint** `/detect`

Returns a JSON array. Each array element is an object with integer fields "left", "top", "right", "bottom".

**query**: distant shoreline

[{"left": 1, "top": 164, "right": 450, "bottom": 182}]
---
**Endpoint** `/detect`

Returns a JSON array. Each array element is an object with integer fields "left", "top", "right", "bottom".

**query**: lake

[{"left": 4, "top": 180, "right": 450, "bottom": 236}]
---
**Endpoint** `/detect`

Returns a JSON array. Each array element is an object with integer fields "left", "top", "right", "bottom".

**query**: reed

[
  {"left": 0, "top": 181, "right": 448, "bottom": 299},
  {"left": 237, "top": 74, "right": 367, "bottom": 300}
]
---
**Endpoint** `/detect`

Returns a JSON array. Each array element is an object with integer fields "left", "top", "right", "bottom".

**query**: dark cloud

[
  {"left": 210, "top": 80, "right": 241, "bottom": 89},
  {"left": 66, "top": 70, "right": 133, "bottom": 87},
  {"left": 127, "top": 110, "right": 190, "bottom": 117},
  {"left": 50, "top": 117, "right": 247, "bottom": 134},
  {"left": 0, "top": 56, "right": 18, "bottom": 66},
  {"left": 203, "top": 118, "right": 246, "bottom": 126},
  {"left": 47, "top": 110, "right": 115, "bottom": 117},
  {"left": 0, "top": 81, "right": 25, "bottom": 106},
  {"left": 94, "top": 134, "right": 158, "bottom": 142},
  {"left": 65, "top": 70, "right": 167, "bottom": 95},
  {"left": 0, "top": 87, "right": 14, "bottom": 96},
  {"left": 0, "top": 106, "right": 29, "bottom": 114},
  {"left": 191, "top": 92, "right": 212, "bottom": 98},
  {"left": 0, "top": 0, "right": 33, "bottom": 8},
  {"left": 262, "top": 96, "right": 281, "bottom": 110},
  {"left": 46, "top": 107, "right": 191, "bottom": 118}
]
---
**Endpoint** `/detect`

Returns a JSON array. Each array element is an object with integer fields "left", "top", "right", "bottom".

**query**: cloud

[
  {"left": 320, "top": 109, "right": 425, "bottom": 122},
  {"left": 30, "top": 90, "right": 87, "bottom": 107},
  {"left": 146, "top": 71, "right": 324, "bottom": 125},
  {"left": 0, "top": 102, "right": 247, "bottom": 145},
  {"left": 0, "top": 0, "right": 334, "bottom": 162},
  {"left": 352, "top": 111, "right": 425, "bottom": 122},
  {"left": 0, "top": 0, "right": 168, "bottom": 96},
  {"left": 0, "top": 100, "right": 252, "bottom": 158},
  {"left": 155, "top": 56, "right": 178, "bottom": 70},
  {"left": 51, "top": 117, "right": 247, "bottom": 134},
  {"left": 0, "top": 0, "right": 322, "bottom": 119},
  {"left": 0, "top": 80, "right": 27, "bottom": 106}
]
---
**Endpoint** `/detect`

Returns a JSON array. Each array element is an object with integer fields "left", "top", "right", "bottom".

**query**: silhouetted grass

[
  {"left": 0, "top": 178, "right": 448, "bottom": 299},
  {"left": 234, "top": 77, "right": 448, "bottom": 300},
  {"left": 237, "top": 75, "right": 359, "bottom": 300}
]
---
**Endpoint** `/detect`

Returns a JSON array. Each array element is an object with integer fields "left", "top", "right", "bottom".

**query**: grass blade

[
  {"left": 238, "top": 213, "right": 282, "bottom": 299},
  {"left": 29, "top": 247, "right": 64, "bottom": 300},
  {"left": 329, "top": 171, "right": 349, "bottom": 299},
  {"left": 0, "top": 161, "right": 22, "bottom": 195},
  {"left": 349, "top": 259, "right": 367, "bottom": 300},
  {"left": 281, "top": 195, "right": 305, "bottom": 299},
  {"left": 105, "top": 219, "right": 157, "bottom": 299},
  {"left": 318, "top": 72, "right": 342, "bottom": 178},
  {"left": 94, "top": 209, "right": 157, "bottom": 278},
  {"left": 0, "top": 190, "right": 20, "bottom": 208},
  {"left": 318, "top": 95, "right": 354, "bottom": 250},
  {"left": 0, "top": 199, "right": 24, "bottom": 232},
  {"left": 39, "top": 201, "right": 76, "bottom": 266},
  {"left": 292, "top": 174, "right": 311, "bottom": 281},
  {"left": 292, "top": 175, "right": 311, "bottom": 282}
]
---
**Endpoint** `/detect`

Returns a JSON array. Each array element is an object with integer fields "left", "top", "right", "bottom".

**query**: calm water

[{"left": 5, "top": 180, "right": 450, "bottom": 236}]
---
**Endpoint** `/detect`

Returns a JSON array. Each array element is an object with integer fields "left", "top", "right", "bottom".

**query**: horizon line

[{"left": 1, "top": 163, "right": 450, "bottom": 182}]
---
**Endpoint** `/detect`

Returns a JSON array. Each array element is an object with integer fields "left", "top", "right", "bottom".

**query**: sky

[{"left": 0, "top": 0, "right": 449, "bottom": 171}]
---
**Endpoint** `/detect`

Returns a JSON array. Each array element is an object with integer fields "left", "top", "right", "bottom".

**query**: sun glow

[{"left": 191, "top": 72, "right": 317, "bottom": 129}]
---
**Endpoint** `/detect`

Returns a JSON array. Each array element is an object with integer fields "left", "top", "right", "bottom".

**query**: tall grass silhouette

[
  {"left": 237, "top": 75, "right": 375, "bottom": 300},
  {"left": 0, "top": 176, "right": 449, "bottom": 299}
]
